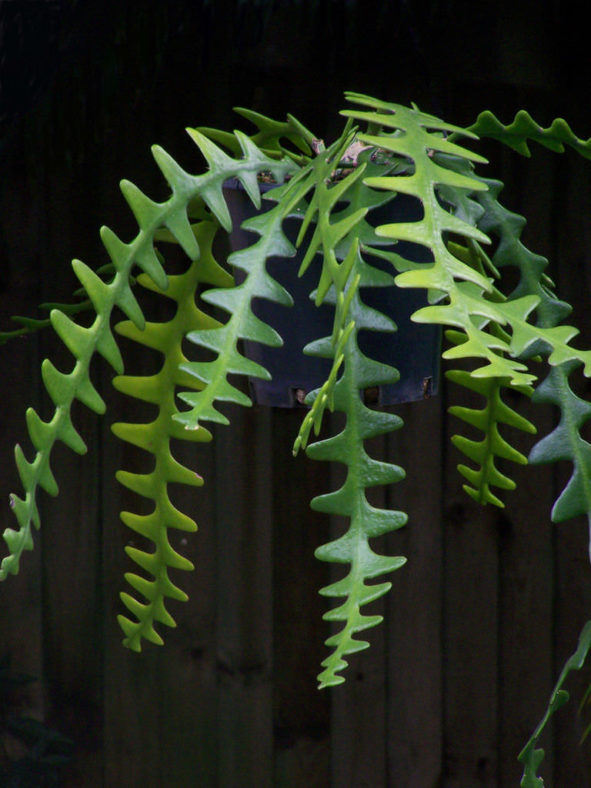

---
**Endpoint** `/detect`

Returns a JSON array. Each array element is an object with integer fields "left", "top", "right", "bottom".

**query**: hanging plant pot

[{"left": 222, "top": 178, "right": 441, "bottom": 407}]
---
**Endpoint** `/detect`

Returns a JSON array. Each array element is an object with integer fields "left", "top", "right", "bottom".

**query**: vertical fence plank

[
  {"left": 214, "top": 404, "right": 275, "bottom": 788},
  {"left": 551, "top": 159, "right": 591, "bottom": 785},
  {"left": 0, "top": 290, "right": 44, "bottom": 776},
  {"left": 0, "top": 127, "right": 45, "bottom": 750},
  {"left": 156, "top": 434, "right": 220, "bottom": 787},
  {"left": 495, "top": 147, "right": 557, "bottom": 786},
  {"left": 553, "top": 515, "right": 591, "bottom": 785},
  {"left": 39, "top": 401, "right": 104, "bottom": 788},
  {"left": 386, "top": 396, "right": 444, "bottom": 787},
  {"left": 271, "top": 408, "right": 331, "bottom": 788},
  {"left": 443, "top": 377, "right": 500, "bottom": 788},
  {"left": 1, "top": 124, "right": 106, "bottom": 785},
  {"left": 38, "top": 146, "right": 106, "bottom": 787},
  {"left": 496, "top": 408, "right": 555, "bottom": 786}
]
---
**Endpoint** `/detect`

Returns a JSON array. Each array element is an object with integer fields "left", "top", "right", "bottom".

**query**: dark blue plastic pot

[{"left": 222, "top": 178, "right": 441, "bottom": 407}]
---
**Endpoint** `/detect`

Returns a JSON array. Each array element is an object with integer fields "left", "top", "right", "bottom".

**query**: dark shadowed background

[{"left": 2, "top": 1, "right": 591, "bottom": 785}]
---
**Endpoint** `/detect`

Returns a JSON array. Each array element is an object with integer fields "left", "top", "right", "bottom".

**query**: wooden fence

[
  {"left": 2, "top": 123, "right": 591, "bottom": 788},
  {"left": 2, "top": 4, "right": 591, "bottom": 784}
]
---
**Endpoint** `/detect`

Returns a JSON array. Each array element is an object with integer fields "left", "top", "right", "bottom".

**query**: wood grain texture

[
  {"left": 271, "top": 408, "right": 331, "bottom": 788},
  {"left": 549, "top": 158, "right": 591, "bottom": 787},
  {"left": 386, "top": 397, "right": 444, "bottom": 788},
  {"left": 2, "top": 12, "right": 591, "bottom": 782},
  {"left": 442, "top": 373, "right": 500, "bottom": 788},
  {"left": 214, "top": 404, "right": 275, "bottom": 788},
  {"left": 495, "top": 145, "right": 557, "bottom": 788},
  {"left": 0, "top": 281, "right": 44, "bottom": 780}
]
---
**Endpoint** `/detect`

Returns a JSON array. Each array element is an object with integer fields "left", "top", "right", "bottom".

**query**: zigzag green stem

[
  {"left": 293, "top": 140, "right": 400, "bottom": 444},
  {"left": 473, "top": 179, "right": 591, "bottom": 373},
  {"left": 529, "top": 363, "right": 591, "bottom": 532},
  {"left": 0, "top": 263, "right": 134, "bottom": 345},
  {"left": 342, "top": 93, "right": 536, "bottom": 388},
  {"left": 467, "top": 110, "right": 591, "bottom": 159},
  {"left": 304, "top": 244, "right": 406, "bottom": 686},
  {"left": 308, "top": 310, "right": 406, "bottom": 687},
  {"left": 441, "top": 233, "right": 537, "bottom": 507},
  {"left": 179, "top": 124, "right": 397, "bottom": 437},
  {"left": 296, "top": 129, "right": 369, "bottom": 303},
  {"left": 174, "top": 169, "right": 324, "bottom": 428},
  {"left": 3, "top": 272, "right": 128, "bottom": 579},
  {"left": 1, "top": 130, "right": 296, "bottom": 579},
  {"left": 519, "top": 620, "right": 591, "bottom": 787},
  {"left": 0, "top": 299, "right": 89, "bottom": 344},
  {"left": 429, "top": 160, "right": 591, "bottom": 512},
  {"left": 474, "top": 180, "right": 569, "bottom": 325},
  {"left": 292, "top": 144, "right": 402, "bottom": 452},
  {"left": 447, "top": 368, "right": 536, "bottom": 507},
  {"left": 174, "top": 201, "right": 294, "bottom": 427},
  {"left": 292, "top": 312, "right": 355, "bottom": 455},
  {"left": 198, "top": 106, "right": 318, "bottom": 161},
  {"left": 471, "top": 179, "right": 591, "bottom": 532},
  {"left": 292, "top": 241, "right": 362, "bottom": 446},
  {"left": 112, "top": 221, "right": 231, "bottom": 650}
]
